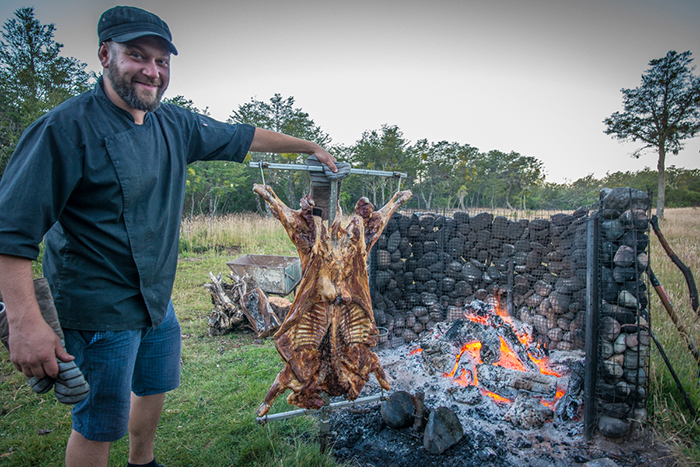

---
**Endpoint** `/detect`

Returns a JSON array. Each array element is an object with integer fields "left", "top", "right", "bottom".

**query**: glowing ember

[
  {"left": 409, "top": 347, "right": 423, "bottom": 355},
  {"left": 537, "top": 388, "right": 566, "bottom": 409},
  {"left": 435, "top": 300, "right": 567, "bottom": 411},
  {"left": 443, "top": 341, "right": 481, "bottom": 380},
  {"left": 494, "top": 336, "right": 526, "bottom": 372},
  {"left": 528, "top": 353, "right": 564, "bottom": 377},
  {"left": 465, "top": 313, "right": 490, "bottom": 326},
  {"left": 480, "top": 388, "right": 512, "bottom": 404}
]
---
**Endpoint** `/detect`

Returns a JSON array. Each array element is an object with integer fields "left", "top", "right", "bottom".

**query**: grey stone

[
  {"left": 613, "top": 245, "right": 636, "bottom": 268},
  {"left": 423, "top": 407, "right": 464, "bottom": 454},
  {"left": 549, "top": 291, "right": 571, "bottom": 314},
  {"left": 618, "top": 290, "right": 639, "bottom": 309},
  {"left": 600, "top": 316, "right": 621, "bottom": 342},
  {"left": 381, "top": 391, "right": 416, "bottom": 428},
  {"left": 603, "top": 359, "right": 624, "bottom": 377},
  {"left": 624, "top": 367, "right": 647, "bottom": 386},
  {"left": 601, "top": 187, "right": 650, "bottom": 211},
  {"left": 598, "top": 414, "right": 629, "bottom": 438},
  {"left": 614, "top": 334, "right": 627, "bottom": 353},
  {"left": 387, "top": 230, "right": 402, "bottom": 253}
]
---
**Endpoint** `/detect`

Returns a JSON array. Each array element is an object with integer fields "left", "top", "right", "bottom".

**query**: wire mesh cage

[{"left": 593, "top": 187, "right": 652, "bottom": 434}]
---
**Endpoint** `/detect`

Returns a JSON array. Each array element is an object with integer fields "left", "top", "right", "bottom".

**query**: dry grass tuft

[{"left": 648, "top": 207, "right": 700, "bottom": 463}]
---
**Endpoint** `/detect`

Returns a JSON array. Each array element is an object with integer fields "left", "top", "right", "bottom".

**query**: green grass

[{"left": 0, "top": 219, "right": 340, "bottom": 467}]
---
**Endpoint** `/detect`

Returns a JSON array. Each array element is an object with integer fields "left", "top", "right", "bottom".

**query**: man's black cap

[{"left": 98, "top": 6, "right": 178, "bottom": 55}]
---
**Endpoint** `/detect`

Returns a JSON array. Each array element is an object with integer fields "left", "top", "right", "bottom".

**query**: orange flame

[
  {"left": 443, "top": 341, "right": 481, "bottom": 385},
  {"left": 538, "top": 388, "right": 566, "bottom": 409},
  {"left": 409, "top": 347, "right": 423, "bottom": 355},
  {"left": 494, "top": 336, "right": 526, "bottom": 372},
  {"left": 528, "top": 353, "right": 563, "bottom": 377},
  {"left": 480, "top": 388, "right": 512, "bottom": 404},
  {"left": 437, "top": 300, "right": 566, "bottom": 408}
]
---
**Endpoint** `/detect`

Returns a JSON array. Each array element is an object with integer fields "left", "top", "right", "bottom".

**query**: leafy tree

[
  {"left": 603, "top": 50, "right": 700, "bottom": 218},
  {"left": 351, "top": 125, "right": 418, "bottom": 206},
  {"left": 0, "top": 7, "right": 93, "bottom": 178},
  {"left": 411, "top": 140, "right": 478, "bottom": 210},
  {"left": 230, "top": 94, "right": 332, "bottom": 210}
]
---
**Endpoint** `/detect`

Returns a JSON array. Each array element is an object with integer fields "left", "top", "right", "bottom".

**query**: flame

[
  {"left": 465, "top": 313, "right": 490, "bottom": 326},
  {"left": 528, "top": 353, "right": 564, "bottom": 377},
  {"left": 538, "top": 388, "right": 566, "bottom": 409},
  {"left": 444, "top": 341, "right": 481, "bottom": 386},
  {"left": 494, "top": 303, "right": 511, "bottom": 322},
  {"left": 437, "top": 300, "right": 566, "bottom": 409},
  {"left": 480, "top": 388, "right": 512, "bottom": 404},
  {"left": 409, "top": 347, "right": 423, "bottom": 355},
  {"left": 494, "top": 336, "right": 526, "bottom": 372}
]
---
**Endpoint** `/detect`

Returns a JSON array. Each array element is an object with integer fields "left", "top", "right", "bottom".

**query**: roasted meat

[{"left": 253, "top": 184, "right": 413, "bottom": 416}]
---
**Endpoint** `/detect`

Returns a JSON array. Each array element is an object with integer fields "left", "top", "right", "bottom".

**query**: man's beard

[{"left": 107, "top": 56, "right": 166, "bottom": 112}]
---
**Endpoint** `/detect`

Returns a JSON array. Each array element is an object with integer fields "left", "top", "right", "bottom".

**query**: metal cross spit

[{"left": 250, "top": 161, "right": 407, "bottom": 226}]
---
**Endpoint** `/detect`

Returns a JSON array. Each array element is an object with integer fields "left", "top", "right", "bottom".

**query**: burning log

[
  {"left": 476, "top": 364, "right": 558, "bottom": 400},
  {"left": 503, "top": 392, "right": 554, "bottom": 429}
]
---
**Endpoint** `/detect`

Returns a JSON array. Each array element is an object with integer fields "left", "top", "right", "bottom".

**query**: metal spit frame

[
  {"left": 256, "top": 392, "right": 388, "bottom": 452},
  {"left": 250, "top": 161, "right": 407, "bottom": 226},
  {"left": 250, "top": 160, "right": 404, "bottom": 451}
]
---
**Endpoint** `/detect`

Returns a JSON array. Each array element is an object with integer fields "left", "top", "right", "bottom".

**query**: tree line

[{"left": 2, "top": 7, "right": 699, "bottom": 218}]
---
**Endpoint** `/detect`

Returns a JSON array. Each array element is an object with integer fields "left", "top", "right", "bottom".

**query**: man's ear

[{"left": 98, "top": 42, "right": 111, "bottom": 68}]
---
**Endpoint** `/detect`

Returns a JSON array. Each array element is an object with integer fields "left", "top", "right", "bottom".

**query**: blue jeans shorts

[{"left": 63, "top": 301, "right": 181, "bottom": 442}]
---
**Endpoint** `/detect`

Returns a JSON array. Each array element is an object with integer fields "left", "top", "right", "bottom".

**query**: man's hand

[
  {"left": 309, "top": 146, "right": 337, "bottom": 173},
  {"left": 250, "top": 128, "right": 338, "bottom": 172},
  {"left": 9, "top": 310, "right": 73, "bottom": 379},
  {"left": 0, "top": 254, "right": 74, "bottom": 380}
]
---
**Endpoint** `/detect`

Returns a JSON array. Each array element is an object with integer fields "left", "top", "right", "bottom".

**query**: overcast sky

[{"left": 2, "top": 0, "right": 699, "bottom": 183}]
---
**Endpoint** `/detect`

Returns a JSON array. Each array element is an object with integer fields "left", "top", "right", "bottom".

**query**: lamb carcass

[{"left": 253, "top": 184, "right": 413, "bottom": 416}]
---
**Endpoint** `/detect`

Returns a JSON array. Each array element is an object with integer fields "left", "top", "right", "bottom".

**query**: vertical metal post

[
  {"left": 584, "top": 212, "right": 600, "bottom": 440},
  {"left": 319, "top": 392, "right": 331, "bottom": 453},
  {"left": 506, "top": 260, "right": 515, "bottom": 317},
  {"left": 328, "top": 180, "right": 338, "bottom": 227}
]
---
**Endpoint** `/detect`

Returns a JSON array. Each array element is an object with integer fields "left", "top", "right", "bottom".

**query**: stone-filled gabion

[
  {"left": 371, "top": 204, "right": 592, "bottom": 351},
  {"left": 596, "top": 187, "right": 651, "bottom": 435}
]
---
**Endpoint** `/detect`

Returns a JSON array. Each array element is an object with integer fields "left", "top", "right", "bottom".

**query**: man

[{"left": 0, "top": 6, "right": 337, "bottom": 467}]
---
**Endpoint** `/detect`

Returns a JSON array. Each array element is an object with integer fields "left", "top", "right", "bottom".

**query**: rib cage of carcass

[{"left": 253, "top": 184, "right": 413, "bottom": 416}]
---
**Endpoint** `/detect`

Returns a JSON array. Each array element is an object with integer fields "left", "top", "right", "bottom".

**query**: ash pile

[{"left": 329, "top": 299, "right": 591, "bottom": 467}]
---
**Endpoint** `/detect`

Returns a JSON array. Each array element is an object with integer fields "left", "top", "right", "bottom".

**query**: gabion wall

[
  {"left": 595, "top": 187, "right": 651, "bottom": 436},
  {"left": 370, "top": 205, "right": 593, "bottom": 351}
]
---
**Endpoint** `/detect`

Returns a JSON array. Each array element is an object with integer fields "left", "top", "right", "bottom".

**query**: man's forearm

[
  {"left": 0, "top": 254, "right": 41, "bottom": 326},
  {"left": 250, "top": 128, "right": 337, "bottom": 172}
]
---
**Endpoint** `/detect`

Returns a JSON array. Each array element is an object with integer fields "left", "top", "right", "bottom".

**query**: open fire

[{"left": 406, "top": 299, "right": 569, "bottom": 412}]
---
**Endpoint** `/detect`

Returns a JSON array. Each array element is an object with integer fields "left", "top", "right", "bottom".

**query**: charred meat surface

[{"left": 253, "top": 184, "right": 413, "bottom": 416}]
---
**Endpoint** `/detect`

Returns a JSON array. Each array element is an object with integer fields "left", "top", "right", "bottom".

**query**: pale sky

[{"left": 1, "top": 0, "right": 699, "bottom": 183}]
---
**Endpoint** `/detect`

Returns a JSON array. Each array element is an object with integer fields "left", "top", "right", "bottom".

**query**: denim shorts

[{"left": 63, "top": 301, "right": 181, "bottom": 442}]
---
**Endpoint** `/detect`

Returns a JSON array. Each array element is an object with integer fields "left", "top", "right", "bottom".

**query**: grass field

[{"left": 1, "top": 207, "right": 699, "bottom": 466}]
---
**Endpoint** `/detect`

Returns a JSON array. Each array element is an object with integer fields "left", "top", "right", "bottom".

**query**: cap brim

[{"left": 110, "top": 31, "right": 178, "bottom": 55}]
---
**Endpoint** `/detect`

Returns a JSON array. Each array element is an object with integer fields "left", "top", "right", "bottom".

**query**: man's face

[{"left": 104, "top": 36, "right": 170, "bottom": 112}]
